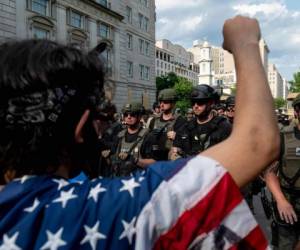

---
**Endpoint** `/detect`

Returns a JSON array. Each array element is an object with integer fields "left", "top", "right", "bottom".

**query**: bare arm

[
  {"left": 201, "top": 16, "right": 280, "bottom": 187},
  {"left": 137, "top": 158, "right": 156, "bottom": 168},
  {"left": 265, "top": 165, "right": 298, "bottom": 224}
]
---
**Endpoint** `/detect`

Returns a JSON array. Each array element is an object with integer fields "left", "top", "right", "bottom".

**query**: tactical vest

[
  {"left": 111, "top": 127, "right": 148, "bottom": 177},
  {"left": 149, "top": 114, "right": 179, "bottom": 160},
  {"left": 279, "top": 126, "right": 300, "bottom": 191},
  {"left": 188, "top": 115, "right": 227, "bottom": 155}
]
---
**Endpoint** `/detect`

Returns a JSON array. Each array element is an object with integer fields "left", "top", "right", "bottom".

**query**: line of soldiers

[
  {"left": 90, "top": 85, "right": 300, "bottom": 249},
  {"left": 94, "top": 84, "right": 233, "bottom": 178}
]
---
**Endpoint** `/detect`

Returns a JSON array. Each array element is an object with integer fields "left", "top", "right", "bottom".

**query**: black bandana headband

[{"left": 1, "top": 86, "right": 77, "bottom": 126}]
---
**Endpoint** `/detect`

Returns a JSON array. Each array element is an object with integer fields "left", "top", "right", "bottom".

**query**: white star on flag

[
  {"left": 16, "top": 175, "right": 35, "bottom": 184},
  {"left": 88, "top": 183, "right": 107, "bottom": 202},
  {"left": 52, "top": 179, "right": 69, "bottom": 190},
  {"left": 41, "top": 228, "right": 66, "bottom": 250},
  {"left": 0, "top": 232, "right": 21, "bottom": 250},
  {"left": 118, "top": 217, "right": 136, "bottom": 245},
  {"left": 138, "top": 176, "right": 145, "bottom": 182},
  {"left": 80, "top": 221, "right": 106, "bottom": 250},
  {"left": 119, "top": 178, "right": 140, "bottom": 197},
  {"left": 52, "top": 187, "right": 78, "bottom": 208},
  {"left": 24, "top": 198, "right": 40, "bottom": 213}
]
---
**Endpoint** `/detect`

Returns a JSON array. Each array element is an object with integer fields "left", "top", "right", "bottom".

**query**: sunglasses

[
  {"left": 191, "top": 100, "right": 207, "bottom": 106},
  {"left": 123, "top": 112, "right": 138, "bottom": 117},
  {"left": 159, "top": 100, "right": 172, "bottom": 104}
]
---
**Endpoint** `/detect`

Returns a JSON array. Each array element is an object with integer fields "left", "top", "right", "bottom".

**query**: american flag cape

[{"left": 0, "top": 155, "right": 269, "bottom": 249}]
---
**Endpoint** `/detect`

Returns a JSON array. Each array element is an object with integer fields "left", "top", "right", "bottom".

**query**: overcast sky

[{"left": 155, "top": 0, "right": 300, "bottom": 81}]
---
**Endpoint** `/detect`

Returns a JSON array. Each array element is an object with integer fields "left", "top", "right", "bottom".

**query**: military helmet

[
  {"left": 225, "top": 96, "right": 235, "bottom": 107},
  {"left": 292, "top": 94, "right": 300, "bottom": 107},
  {"left": 152, "top": 101, "right": 160, "bottom": 109},
  {"left": 190, "top": 84, "right": 219, "bottom": 102},
  {"left": 186, "top": 108, "right": 193, "bottom": 114},
  {"left": 158, "top": 88, "right": 177, "bottom": 102},
  {"left": 122, "top": 102, "right": 145, "bottom": 114}
]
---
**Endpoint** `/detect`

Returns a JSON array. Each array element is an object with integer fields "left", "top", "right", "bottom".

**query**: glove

[{"left": 101, "top": 150, "right": 111, "bottom": 158}]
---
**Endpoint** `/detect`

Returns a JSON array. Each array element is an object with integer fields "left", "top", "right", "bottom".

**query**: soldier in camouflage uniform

[
  {"left": 146, "top": 88, "right": 186, "bottom": 160},
  {"left": 265, "top": 94, "right": 300, "bottom": 250},
  {"left": 103, "top": 102, "right": 155, "bottom": 177},
  {"left": 225, "top": 95, "right": 235, "bottom": 124}
]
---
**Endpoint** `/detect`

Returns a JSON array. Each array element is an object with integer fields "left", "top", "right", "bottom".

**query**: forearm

[
  {"left": 137, "top": 158, "right": 156, "bottom": 168},
  {"left": 265, "top": 171, "right": 287, "bottom": 203},
  {"left": 202, "top": 16, "right": 280, "bottom": 187}
]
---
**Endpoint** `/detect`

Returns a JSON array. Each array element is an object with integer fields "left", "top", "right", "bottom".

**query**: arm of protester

[
  {"left": 201, "top": 16, "right": 280, "bottom": 187},
  {"left": 136, "top": 158, "right": 156, "bottom": 168},
  {"left": 264, "top": 164, "right": 298, "bottom": 224}
]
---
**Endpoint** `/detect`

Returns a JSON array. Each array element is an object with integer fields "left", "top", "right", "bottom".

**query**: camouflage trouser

[
  {"left": 272, "top": 223, "right": 300, "bottom": 250},
  {"left": 272, "top": 193, "right": 300, "bottom": 250}
]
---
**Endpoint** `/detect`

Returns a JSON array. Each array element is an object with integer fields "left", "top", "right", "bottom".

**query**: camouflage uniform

[
  {"left": 271, "top": 95, "right": 300, "bottom": 249},
  {"left": 146, "top": 89, "right": 186, "bottom": 160},
  {"left": 108, "top": 102, "right": 149, "bottom": 177}
]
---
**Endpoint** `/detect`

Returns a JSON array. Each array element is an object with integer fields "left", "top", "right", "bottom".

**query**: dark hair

[{"left": 0, "top": 39, "right": 105, "bottom": 182}]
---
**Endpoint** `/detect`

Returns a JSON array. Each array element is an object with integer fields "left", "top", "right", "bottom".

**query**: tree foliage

[
  {"left": 289, "top": 71, "right": 300, "bottom": 92},
  {"left": 155, "top": 72, "right": 178, "bottom": 92},
  {"left": 174, "top": 77, "right": 193, "bottom": 114},
  {"left": 155, "top": 72, "right": 194, "bottom": 113},
  {"left": 274, "top": 97, "right": 287, "bottom": 109}
]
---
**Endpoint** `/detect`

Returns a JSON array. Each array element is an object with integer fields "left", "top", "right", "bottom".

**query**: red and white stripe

[{"left": 135, "top": 155, "right": 269, "bottom": 250}]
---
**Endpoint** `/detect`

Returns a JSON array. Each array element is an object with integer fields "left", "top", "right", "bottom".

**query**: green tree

[
  {"left": 155, "top": 72, "right": 178, "bottom": 92},
  {"left": 274, "top": 97, "right": 287, "bottom": 109},
  {"left": 289, "top": 71, "right": 300, "bottom": 92},
  {"left": 174, "top": 77, "right": 193, "bottom": 114}
]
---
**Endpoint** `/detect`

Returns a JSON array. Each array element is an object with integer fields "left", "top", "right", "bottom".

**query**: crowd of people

[{"left": 0, "top": 15, "right": 299, "bottom": 249}]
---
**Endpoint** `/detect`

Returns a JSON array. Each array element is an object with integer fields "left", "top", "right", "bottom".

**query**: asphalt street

[{"left": 253, "top": 193, "right": 272, "bottom": 242}]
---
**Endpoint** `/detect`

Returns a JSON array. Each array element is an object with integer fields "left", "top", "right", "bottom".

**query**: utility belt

[
  {"left": 280, "top": 185, "right": 300, "bottom": 195},
  {"left": 111, "top": 156, "right": 137, "bottom": 177}
]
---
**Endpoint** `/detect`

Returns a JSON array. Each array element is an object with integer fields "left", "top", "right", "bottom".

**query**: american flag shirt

[{"left": 0, "top": 156, "right": 269, "bottom": 249}]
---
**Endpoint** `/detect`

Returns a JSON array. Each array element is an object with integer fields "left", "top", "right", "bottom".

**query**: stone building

[
  {"left": 155, "top": 39, "right": 199, "bottom": 85},
  {"left": 268, "top": 63, "right": 284, "bottom": 98},
  {"left": 0, "top": 0, "right": 156, "bottom": 110}
]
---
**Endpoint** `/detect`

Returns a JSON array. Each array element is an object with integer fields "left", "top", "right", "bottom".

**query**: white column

[
  {"left": 113, "top": 27, "right": 121, "bottom": 81},
  {"left": 56, "top": 4, "right": 67, "bottom": 44},
  {"left": 16, "top": 0, "right": 26, "bottom": 38},
  {"left": 88, "top": 18, "right": 97, "bottom": 49}
]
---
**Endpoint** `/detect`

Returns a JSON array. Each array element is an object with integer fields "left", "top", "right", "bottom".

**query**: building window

[
  {"left": 145, "top": 41, "right": 150, "bottom": 56},
  {"left": 27, "top": 0, "right": 51, "bottom": 16},
  {"left": 126, "top": 6, "right": 132, "bottom": 24},
  {"left": 143, "top": 17, "right": 149, "bottom": 31},
  {"left": 139, "top": 65, "right": 144, "bottom": 80},
  {"left": 140, "top": 0, "right": 148, "bottom": 7},
  {"left": 139, "top": 65, "right": 150, "bottom": 80},
  {"left": 139, "top": 39, "right": 144, "bottom": 54},
  {"left": 138, "top": 14, "right": 149, "bottom": 32},
  {"left": 68, "top": 10, "right": 85, "bottom": 29},
  {"left": 96, "top": 0, "right": 108, "bottom": 8},
  {"left": 156, "top": 60, "right": 159, "bottom": 67},
  {"left": 99, "top": 23, "right": 110, "bottom": 39},
  {"left": 127, "top": 33, "right": 132, "bottom": 50},
  {"left": 138, "top": 14, "right": 143, "bottom": 29},
  {"left": 32, "top": 26, "right": 49, "bottom": 39},
  {"left": 127, "top": 61, "right": 133, "bottom": 78},
  {"left": 144, "top": 66, "right": 150, "bottom": 80}
]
